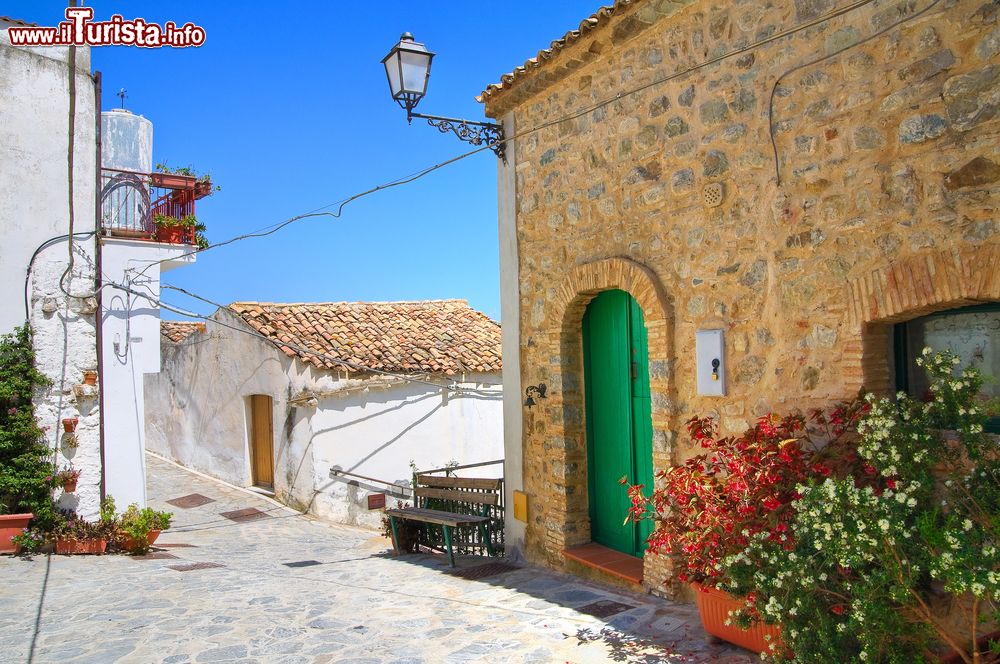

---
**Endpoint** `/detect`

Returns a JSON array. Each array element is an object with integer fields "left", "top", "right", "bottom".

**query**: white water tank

[
  {"left": 101, "top": 108, "right": 152, "bottom": 172},
  {"left": 101, "top": 109, "right": 153, "bottom": 232}
]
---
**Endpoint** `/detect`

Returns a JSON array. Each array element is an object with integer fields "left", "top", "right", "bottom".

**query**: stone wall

[{"left": 484, "top": 0, "right": 1000, "bottom": 596}]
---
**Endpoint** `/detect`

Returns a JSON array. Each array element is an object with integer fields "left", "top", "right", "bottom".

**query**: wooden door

[
  {"left": 583, "top": 290, "right": 654, "bottom": 557},
  {"left": 249, "top": 395, "right": 274, "bottom": 489}
]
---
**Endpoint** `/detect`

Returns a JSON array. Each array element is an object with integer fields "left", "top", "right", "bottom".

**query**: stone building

[
  {"left": 480, "top": 0, "right": 1000, "bottom": 596},
  {"left": 145, "top": 300, "right": 504, "bottom": 529}
]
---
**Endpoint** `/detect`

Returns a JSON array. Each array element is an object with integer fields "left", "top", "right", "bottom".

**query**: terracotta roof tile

[
  {"left": 0, "top": 16, "right": 39, "bottom": 28},
  {"left": 228, "top": 300, "right": 501, "bottom": 376},
  {"left": 161, "top": 321, "right": 205, "bottom": 343},
  {"left": 478, "top": 1, "right": 630, "bottom": 107}
]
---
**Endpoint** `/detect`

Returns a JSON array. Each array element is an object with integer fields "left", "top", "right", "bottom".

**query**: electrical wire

[
  {"left": 23, "top": 231, "right": 97, "bottom": 321},
  {"left": 129, "top": 0, "right": 895, "bottom": 282},
  {"left": 768, "top": 0, "right": 944, "bottom": 183},
  {"left": 100, "top": 0, "right": 947, "bottom": 396}
]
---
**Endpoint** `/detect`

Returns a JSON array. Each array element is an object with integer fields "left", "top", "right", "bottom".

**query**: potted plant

[
  {"left": 152, "top": 162, "right": 197, "bottom": 189},
  {"left": 381, "top": 500, "right": 420, "bottom": 553},
  {"left": 718, "top": 349, "right": 1000, "bottom": 662},
  {"left": 82, "top": 370, "right": 97, "bottom": 386},
  {"left": 116, "top": 503, "right": 172, "bottom": 554},
  {"left": 61, "top": 416, "right": 78, "bottom": 433},
  {"left": 153, "top": 213, "right": 195, "bottom": 245},
  {"left": 56, "top": 468, "right": 81, "bottom": 493},
  {"left": 54, "top": 513, "right": 112, "bottom": 555},
  {"left": 627, "top": 401, "right": 866, "bottom": 655},
  {"left": 0, "top": 325, "right": 58, "bottom": 553},
  {"left": 53, "top": 498, "right": 117, "bottom": 555}
]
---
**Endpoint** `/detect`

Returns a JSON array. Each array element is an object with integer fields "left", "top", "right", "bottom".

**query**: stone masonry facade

[{"left": 482, "top": 0, "right": 1000, "bottom": 597}]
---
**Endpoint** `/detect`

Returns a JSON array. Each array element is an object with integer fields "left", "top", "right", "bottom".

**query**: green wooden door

[{"left": 583, "top": 290, "right": 655, "bottom": 557}]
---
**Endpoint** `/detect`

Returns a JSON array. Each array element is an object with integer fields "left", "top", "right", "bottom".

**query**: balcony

[{"left": 99, "top": 167, "right": 212, "bottom": 245}]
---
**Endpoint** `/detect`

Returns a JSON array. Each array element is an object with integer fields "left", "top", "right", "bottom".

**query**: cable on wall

[
  {"left": 129, "top": 0, "right": 896, "bottom": 281},
  {"left": 768, "top": 0, "right": 945, "bottom": 183}
]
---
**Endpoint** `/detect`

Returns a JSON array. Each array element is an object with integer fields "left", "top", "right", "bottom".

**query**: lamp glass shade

[{"left": 382, "top": 33, "right": 434, "bottom": 104}]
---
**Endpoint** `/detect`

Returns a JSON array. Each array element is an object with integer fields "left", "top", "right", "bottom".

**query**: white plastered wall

[
  {"left": 145, "top": 309, "right": 504, "bottom": 530},
  {"left": 497, "top": 112, "right": 526, "bottom": 558},
  {"left": 100, "top": 239, "right": 194, "bottom": 508},
  {"left": 0, "top": 28, "right": 101, "bottom": 517}
]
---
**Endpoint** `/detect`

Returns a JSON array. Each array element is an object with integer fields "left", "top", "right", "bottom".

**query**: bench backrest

[{"left": 414, "top": 474, "right": 502, "bottom": 506}]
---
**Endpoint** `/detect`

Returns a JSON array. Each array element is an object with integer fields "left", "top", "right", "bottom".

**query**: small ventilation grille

[{"left": 703, "top": 182, "right": 725, "bottom": 207}]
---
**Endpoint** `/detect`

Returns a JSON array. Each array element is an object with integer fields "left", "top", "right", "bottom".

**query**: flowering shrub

[
  {"left": 627, "top": 400, "right": 866, "bottom": 591},
  {"left": 0, "top": 325, "right": 58, "bottom": 530},
  {"left": 724, "top": 349, "right": 1000, "bottom": 663}
]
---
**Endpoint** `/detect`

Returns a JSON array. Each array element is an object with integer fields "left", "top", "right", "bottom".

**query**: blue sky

[{"left": 9, "top": 1, "right": 600, "bottom": 321}]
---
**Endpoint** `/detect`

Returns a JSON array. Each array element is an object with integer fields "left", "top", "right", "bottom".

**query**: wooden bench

[{"left": 385, "top": 474, "right": 502, "bottom": 567}]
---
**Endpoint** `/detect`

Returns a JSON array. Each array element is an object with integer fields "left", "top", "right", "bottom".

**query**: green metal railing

[{"left": 414, "top": 459, "right": 504, "bottom": 557}]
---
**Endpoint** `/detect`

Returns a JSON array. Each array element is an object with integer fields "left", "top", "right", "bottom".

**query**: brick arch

[
  {"left": 550, "top": 257, "right": 672, "bottom": 336},
  {"left": 530, "top": 257, "right": 675, "bottom": 591},
  {"left": 843, "top": 244, "right": 1000, "bottom": 393}
]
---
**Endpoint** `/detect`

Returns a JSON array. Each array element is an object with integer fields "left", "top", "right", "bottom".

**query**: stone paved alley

[{"left": 0, "top": 455, "right": 755, "bottom": 663}]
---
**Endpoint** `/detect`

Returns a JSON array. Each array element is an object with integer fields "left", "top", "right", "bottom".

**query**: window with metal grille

[{"left": 893, "top": 303, "right": 1000, "bottom": 434}]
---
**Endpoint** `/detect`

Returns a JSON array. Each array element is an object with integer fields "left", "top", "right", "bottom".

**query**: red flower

[
  {"left": 831, "top": 604, "right": 845, "bottom": 615},
  {"left": 633, "top": 399, "right": 864, "bottom": 588}
]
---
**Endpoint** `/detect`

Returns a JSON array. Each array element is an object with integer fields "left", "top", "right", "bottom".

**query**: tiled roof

[
  {"left": 478, "top": 0, "right": 693, "bottom": 115},
  {"left": 161, "top": 321, "right": 205, "bottom": 343},
  {"left": 0, "top": 16, "right": 38, "bottom": 27},
  {"left": 228, "top": 300, "right": 502, "bottom": 376},
  {"left": 478, "top": 1, "right": 630, "bottom": 107}
]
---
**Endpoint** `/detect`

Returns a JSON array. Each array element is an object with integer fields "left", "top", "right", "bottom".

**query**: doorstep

[{"left": 563, "top": 542, "right": 644, "bottom": 585}]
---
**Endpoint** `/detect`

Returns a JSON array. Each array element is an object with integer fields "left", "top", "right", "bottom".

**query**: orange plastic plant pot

[
  {"left": 0, "top": 513, "right": 33, "bottom": 553},
  {"left": 55, "top": 538, "right": 107, "bottom": 555},
  {"left": 691, "top": 582, "right": 784, "bottom": 655}
]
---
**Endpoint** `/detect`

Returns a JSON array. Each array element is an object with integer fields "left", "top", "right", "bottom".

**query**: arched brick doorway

[{"left": 528, "top": 257, "right": 676, "bottom": 593}]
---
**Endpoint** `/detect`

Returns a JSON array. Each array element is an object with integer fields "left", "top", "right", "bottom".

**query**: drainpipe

[{"left": 93, "top": 70, "right": 107, "bottom": 503}]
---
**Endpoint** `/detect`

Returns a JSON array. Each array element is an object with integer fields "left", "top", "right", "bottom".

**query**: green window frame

[{"left": 893, "top": 303, "right": 1000, "bottom": 434}]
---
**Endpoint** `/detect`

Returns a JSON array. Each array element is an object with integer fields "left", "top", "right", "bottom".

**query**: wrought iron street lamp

[{"left": 382, "top": 33, "right": 506, "bottom": 162}]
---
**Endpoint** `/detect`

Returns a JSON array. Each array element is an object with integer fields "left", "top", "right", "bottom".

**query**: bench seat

[
  {"left": 384, "top": 506, "right": 489, "bottom": 528},
  {"left": 385, "top": 476, "right": 501, "bottom": 567}
]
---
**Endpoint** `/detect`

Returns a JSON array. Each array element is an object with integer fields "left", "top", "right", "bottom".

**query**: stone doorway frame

[{"left": 537, "top": 257, "right": 676, "bottom": 593}]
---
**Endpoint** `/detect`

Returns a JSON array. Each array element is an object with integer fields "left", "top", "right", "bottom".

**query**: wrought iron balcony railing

[{"left": 99, "top": 167, "right": 211, "bottom": 244}]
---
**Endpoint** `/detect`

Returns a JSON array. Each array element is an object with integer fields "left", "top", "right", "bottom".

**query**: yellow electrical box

[{"left": 513, "top": 490, "right": 528, "bottom": 523}]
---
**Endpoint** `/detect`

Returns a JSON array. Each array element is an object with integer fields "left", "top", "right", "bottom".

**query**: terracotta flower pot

[
  {"left": 121, "top": 529, "right": 161, "bottom": 552},
  {"left": 63, "top": 478, "right": 78, "bottom": 493},
  {"left": 62, "top": 417, "right": 78, "bottom": 433},
  {"left": 691, "top": 582, "right": 784, "bottom": 655},
  {"left": 55, "top": 538, "right": 106, "bottom": 555},
  {"left": 155, "top": 225, "right": 193, "bottom": 245},
  {"left": 83, "top": 371, "right": 97, "bottom": 386},
  {"left": 0, "top": 513, "right": 33, "bottom": 554}
]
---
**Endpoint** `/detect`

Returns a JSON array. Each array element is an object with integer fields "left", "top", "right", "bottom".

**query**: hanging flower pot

[
  {"left": 0, "top": 513, "right": 33, "bottom": 554},
  {"left": 82, "top": 371, "right": 97, "bottom": 386},
  {"left": 56, "top": 468, "right": 81, "bottom": 492},
  {"left": 691, "top": 582, "right": 784, "bottom": 655},
  {"left": 62, "top": 417, "right": 79, "bottom": 433}
]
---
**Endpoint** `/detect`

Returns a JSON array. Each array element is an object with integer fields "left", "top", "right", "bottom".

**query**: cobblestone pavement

[{"left": 0, "top": 455, "right": 757, "bottom": 664}]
